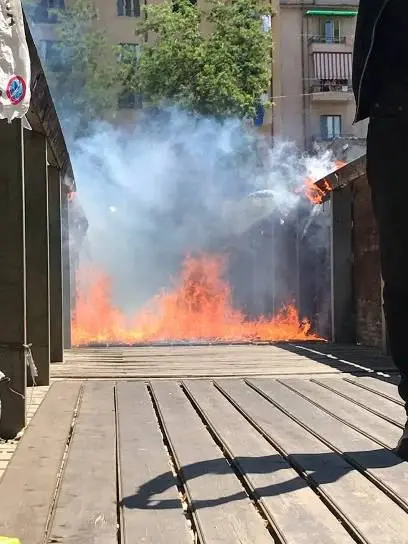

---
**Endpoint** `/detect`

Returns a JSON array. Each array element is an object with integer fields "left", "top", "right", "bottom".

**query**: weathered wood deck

[
  {"left": 52, "top": 342, "right": 397, "bottom": 379},
  {"left": 1, "top": 343, "right": 407, "bottom": 544}
]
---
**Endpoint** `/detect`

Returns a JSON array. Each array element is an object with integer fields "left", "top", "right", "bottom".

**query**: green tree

[
  {"left": 27, "top": 0, "right": 122, "bottom": 130},
  {"left": 124, "top": 0, "right": 272, "bottom": 119},
  {"left": 54, "top": 0, "right": 121, "bottom": 124}
]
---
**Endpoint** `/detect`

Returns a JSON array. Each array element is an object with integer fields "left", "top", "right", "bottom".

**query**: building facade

[
  {"left": 29, "top": 0, "right": 366, "bottom": 158},
  {"left": 271, "top": 0, "right": 366, "bottom": 161}
]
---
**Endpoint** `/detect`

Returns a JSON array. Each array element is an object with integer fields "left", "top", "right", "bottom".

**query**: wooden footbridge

[{"left": 1, "top": 342, "right": 408, "bottom": 544}]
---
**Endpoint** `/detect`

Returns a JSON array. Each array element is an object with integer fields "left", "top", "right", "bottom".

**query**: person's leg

[{"left": 367, "top": 116, "right": 408, "bottom": 447}]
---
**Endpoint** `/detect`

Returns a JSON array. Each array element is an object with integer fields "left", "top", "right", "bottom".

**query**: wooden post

[
  {"left": 24, "top": 130, "right": 50, "bottom": 385},
  {"left": 48, "top": 166, "right": 64, "bottom": 362},
  {"left": 330, "top": 186, "right": 355, "bottom": 343},
  {"left": 0, "top": 119, "right": 27, "bottom": 439},
  {"left": 62, "top": 188, "right": 71, "bottom": 349}
]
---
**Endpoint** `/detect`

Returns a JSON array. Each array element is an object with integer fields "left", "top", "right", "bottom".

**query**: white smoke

[{"left": 70, "top": 108, "right": 335, "bottom": 315}]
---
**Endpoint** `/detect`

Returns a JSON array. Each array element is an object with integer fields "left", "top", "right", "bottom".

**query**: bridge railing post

[
  {"left": 49, "top": 165, "right": 64, "bottom": 362},
  {"left": 24, "top": 130, "right": 50, "bottom": 385},
  {"left": 330, "top": 186, "right": 355, "bottom": 343},
  {"left": 62, "top": 188, "right": 72, "bottom": 350},
  {"left": 0, "top": 119, "right": 27, "bottom": 439}
]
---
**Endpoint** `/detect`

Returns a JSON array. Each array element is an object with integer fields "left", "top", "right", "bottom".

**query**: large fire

[{"left": 72, "top": 254, "right": 322, "bottom": 346}]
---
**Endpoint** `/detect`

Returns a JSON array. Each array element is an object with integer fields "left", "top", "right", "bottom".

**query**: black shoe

[{"left": 395, "top": 422, "right": 408, "bottom": 461}]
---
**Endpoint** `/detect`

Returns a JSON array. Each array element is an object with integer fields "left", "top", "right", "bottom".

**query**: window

[
  {"left": 40, "top": 40, "right": 66, "bottom": 72},
  {"left": 117, "top": 0, "right": 140, "bottom": 17},
  {"left": 261, "top": 15, "right": 271, "bottom": 33},
  {"left": 32, "top": 0, "right": 65, "bottom": 23},
  {"left": 118, "top": 43, "right": 141, "bottom": 63},
  {"left": 118, "top": 43, "right": 141, "bottom": 109},
  {"left": 320, "top": 18, "right": 340, "bottom": 43},
  {"left": 320, "top": 115, "right": 341, "bottom": 139}
]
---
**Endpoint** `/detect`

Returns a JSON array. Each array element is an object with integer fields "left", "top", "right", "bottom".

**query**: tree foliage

[
  {"left": 53, "top": 0, "right": 121, "bottom": 122},
  {"left": 124, "top": 0, "right": 273, "bottom": 119},
  {"left": 26, "top": 0, "right": 122, "bottom": 130},
  {"left": 25, "top": 0, "right": 272, "bottom": 125}
]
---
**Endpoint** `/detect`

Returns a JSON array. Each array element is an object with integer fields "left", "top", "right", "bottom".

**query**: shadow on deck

[{"left": 0, "top": 343, "right": 406, "bottom": 544}]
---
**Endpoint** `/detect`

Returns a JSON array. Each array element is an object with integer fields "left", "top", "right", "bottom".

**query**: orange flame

[
  {"left": 72, "top": 254, "right": 322, "bottom": 345},
  {"left": 303, "top": 177, "right": 333, "bottom": 204},
  {"left": 302, "top": 160, "right": 346, "bottom": 205}
]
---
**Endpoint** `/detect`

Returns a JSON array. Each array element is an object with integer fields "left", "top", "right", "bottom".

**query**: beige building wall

[
  {"left": 273, "top": 1, "right": 367, "bottom": 161},
  {"left": 96, "top": 1, "right": 140, "bottom": 44},
  {"left": 275, "top": 6, "right": 304, "bottom": 146}
]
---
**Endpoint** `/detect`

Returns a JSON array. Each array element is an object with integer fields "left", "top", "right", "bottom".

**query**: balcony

[
  {"left": 309, "top": 37, "right": 352, "bottom": 55},
  {"left": 310, "top": 80, "right": 353, "bottom": 102},
  {"left": 309, "top": 35, "right": 347, "bottom": 45}
]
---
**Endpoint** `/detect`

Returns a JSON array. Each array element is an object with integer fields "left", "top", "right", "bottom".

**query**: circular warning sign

[{"left": 6, "top": 76, "right": 26, "bottom": 105}]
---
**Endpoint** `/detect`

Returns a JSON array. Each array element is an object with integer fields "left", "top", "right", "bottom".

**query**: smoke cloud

[{"left": 69, "top": 108, "right": 335, "bottom": 317}]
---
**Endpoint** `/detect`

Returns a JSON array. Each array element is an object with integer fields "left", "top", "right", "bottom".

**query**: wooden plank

[
  {"left": 51, "top": 370, "right": 344, "bottom": 380},
  {"left": 116, "top": 382, "right": 191, "bottom": 544},
  {"left": 0, "top": 382, "right": 81, "bottom": 544},
  {"left": 52, "top": 367, "right": 343, "bottom": 373},
  {"left": 345, "top": 376, "right": 402, "bottom": 404},
  {"left": 218, "top": 379, "right": 408, "bottom": 544},
  {"left": 312, "top": 377, "right": 405, "bottom": 426},
  {"left": 278, "top": 378, "right": 401, "bottom": 448},
  {"left": 184, "top": 380, "right": 353, "bottom": 544},
  {"left": 250, "top": 379, "right": 408, "bottom": 509},
  {"left": 151, "top": 381, "right": 272, "bottom": 544},
  {"left": 49, "top": 382, "right": 117, "bottom": 544}
]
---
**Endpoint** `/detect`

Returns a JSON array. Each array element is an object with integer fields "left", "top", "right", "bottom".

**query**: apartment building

[
  {"left": 28, "top": 0, "right": 366, "bottom": 158},
  {"left": 271, "top": 0, "right": 366, "bottom": 161}
]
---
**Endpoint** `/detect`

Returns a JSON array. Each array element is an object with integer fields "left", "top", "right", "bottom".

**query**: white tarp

[{"left": 0, "top": 0, "right": 31, "bottom": 121}]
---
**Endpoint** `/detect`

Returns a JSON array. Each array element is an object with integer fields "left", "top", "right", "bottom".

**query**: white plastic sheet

[{"left": 0, "top": 0, "right": 31, "bottom": 121}]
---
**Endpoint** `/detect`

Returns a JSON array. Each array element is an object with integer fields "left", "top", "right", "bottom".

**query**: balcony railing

[
  {"left": 313, "top": 134, "right": 366, "bottom": 142},
  {"left": 310, "top": 80, "right": 352, "bottom": 93},
  {"left": 309, "top": 35, "right": 347, "bottom": 44}
]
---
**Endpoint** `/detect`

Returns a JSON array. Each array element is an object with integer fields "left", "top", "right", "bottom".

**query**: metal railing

[
  {"left": 311, "top": 81, "right": 353, "bottom": 93},
  {"left": 312, "top": 134, "right": 367, "bottom": 143},
  {"left": 308, "top": 35, "right": 347, "bottom": 44}
]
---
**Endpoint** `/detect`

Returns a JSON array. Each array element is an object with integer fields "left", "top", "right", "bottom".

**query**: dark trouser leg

[{"left": 367, "top": 116, "right": 408, "bottom": 412}]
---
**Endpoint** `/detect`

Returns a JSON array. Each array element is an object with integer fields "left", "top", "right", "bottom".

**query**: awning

[
  {"left": 313, "top": 52, "right": 352, "bottom": 80},
  {"left": 306, "top": 10, "right": 358, "bottom": 16}
]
